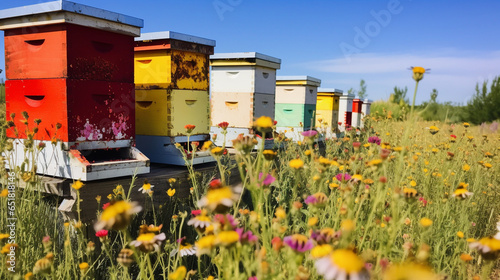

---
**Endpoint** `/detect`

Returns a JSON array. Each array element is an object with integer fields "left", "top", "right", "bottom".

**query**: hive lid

[
  {"left": 0, "top": 0, "right": 143, "bottom": 36},
  {"left": 276, "top": 76, "right": 321, "bottom": 87},
  {"left": 340, "top": 93, "right": 356, "bottom": 99},
  {"left": 210, "top": 52, "right": 281, "bottom": 69},
  {"left": 136, "top": 31, "right": 216, "bottom": 47},
  {"left": 318, "top": 88, "right": 343, "bottom": 95}
]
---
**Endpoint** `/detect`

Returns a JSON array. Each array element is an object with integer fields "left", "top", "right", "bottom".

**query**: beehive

[
  {"left": 4, "top": 23, "right": 134, "bottom": 82},
  {"left": 6, "top": 79, "right": 135, "bottom": 143},
  {"left": 210, "top": 92, "right": 275, "bottom": 128},
  {"left": 352, "top": 99, "right": 364, "bottom": 128},
  {"left": 134, "top": 31, "right": 216, "bottom": 165},
  {"left": 134, "top": 31, "right": 215, "bottom": 90},
  {"left": 210, "top": 52, "right": 281, "bottom": 147},
  {"left": 134, "top": 31, "right": 215, "bottom": 138},
  {"left": 275, "top": 103, "right": 316, "bottom": 128},
  {"left": 315, "top": 88, "right": 343, "bottom": 130},
  {"left": 135, "top": 89, "right": 210, "bottom": 136},
  {"left": 360, "top": 99, "right": 373, "bottom": 128},
  {"left": 210, "top": 52, "right": 281, "bottom": 95},
  {"left": 275, "top": 76, "right": 321, "bottom": 132},
  {"left": 338, "top": 94, "right": 355, "bottom": 131},
  {"left": 0, "top": 0, "right": 150, "bottom": 180}
]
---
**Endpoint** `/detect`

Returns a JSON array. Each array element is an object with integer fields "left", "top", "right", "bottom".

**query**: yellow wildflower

[
  {"left": 289, "top": 159, "right": 304, "bottom": 169},
  {"left": 169, "top": 266, "right": 187, "bottom": 280},
  {"left": 254, "top": 116, "right": 273, "bottom": 130},
  {"left": 310, "top": 244, "right": 333, "bottom": 259},
  {"left": 167, "top": 188, "right": 176, "bottom": 197},
  {"left": 275, "top": 207, "right": 286, "bottom": 220},
  {"left": 95, "top": 200, "right": 142, "bottom": 231},
  {"left": 341, "top": 219, "right": 355, "bottom": 232},
  {"left": 72, "top": 180, "right": 84, "bottom": 190},
  {"left": 308, "top": 217, "right": 319, "bottom": 227},
  {"left": 215, "top": 231, "right": 240, "bottom": 246},
  {"left": 420, "top": 218, "right": 433, "bottom": 227}
]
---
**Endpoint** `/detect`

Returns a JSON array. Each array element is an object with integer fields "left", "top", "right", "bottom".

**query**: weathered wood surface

[{"left": 25, "top": 161, "right": 242, "bottom": 223}]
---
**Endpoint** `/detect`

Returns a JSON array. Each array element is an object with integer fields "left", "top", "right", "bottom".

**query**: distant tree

[
  {"left": 347, "top": 88, "right": 356, "bottom": 96},
  {"left": 464, "top": 76, "right": 500, "bottom": 124},
  {"left": 430, "top": 89, "right": 438, "bottom": 103},
  {"left": 358, "top": 79, "right": 367, "bottom": 99},
  {"left": 389, "top": 86, "right": 409, "bottom": 105}
]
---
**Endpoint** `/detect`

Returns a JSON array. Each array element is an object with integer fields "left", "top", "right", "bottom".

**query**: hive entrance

[{"left": 79, "top": 148, "right": 134, "bottom": 163}]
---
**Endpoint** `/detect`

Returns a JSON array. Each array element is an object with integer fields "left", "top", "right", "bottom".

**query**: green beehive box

[{"left": 275, "top": 103, "right": 316, "bottom": 129}]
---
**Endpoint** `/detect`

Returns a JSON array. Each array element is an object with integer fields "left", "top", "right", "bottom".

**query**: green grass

[{"left": 0, "top": 83, "right": 5, "bottom": 104}]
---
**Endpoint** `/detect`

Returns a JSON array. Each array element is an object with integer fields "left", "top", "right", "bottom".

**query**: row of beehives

[
  {"left": 132, "top": 40, "right": 372, "bottom": 144},
  {"left": 0, "top": 0, "right": 371, "bottom": 181}
]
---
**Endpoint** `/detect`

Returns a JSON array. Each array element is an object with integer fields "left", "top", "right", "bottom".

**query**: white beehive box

[
  {"left": 210, "top": 52, "right": 281, "bottom": 94},
  {"left": 211, "top": 91, "right": 275, "bottom": 128},
  {"left": 362, "top": 99, "right": 372, "bottom": 116},
  {"left": 338, "top": 94, "right": 355, "bottom": 131},
  {"left": 275, "top": 76, "right": 321, "bottom": 105}
]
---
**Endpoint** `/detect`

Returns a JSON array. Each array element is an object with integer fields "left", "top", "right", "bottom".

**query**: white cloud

[{"left": 299, "top": 50, "right": 500, "bottom": 104}]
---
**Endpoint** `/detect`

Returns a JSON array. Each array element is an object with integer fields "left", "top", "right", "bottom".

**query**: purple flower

[
  {"left": 304, "top": 195, "right": 318, "bottom": 205},
  {"left": 368, "top": 136, "right": 381, "bottom": 145},
  {"left": 305, "top": 192, "right": 328, "bottom": 207},
  {"left": 301, "top": 130, "right": 318, "bottom": 138},
  {"left": 258, "top": 173, "right": 276, "bottom": 187},
  {"left": 235, "top": 228, "right": 258, "bottom": 244},
  {"left": 335, "top": 173, "right": 351, "bottom": 182},
  {"left": 283, "top": 234, "right": 314, "bottom": 253},
  {"left": 311, "top": 228, "right": 341, "bottom": 244},
  {"left": 248, "top": 277, "right": 258, "bottom": 280}
]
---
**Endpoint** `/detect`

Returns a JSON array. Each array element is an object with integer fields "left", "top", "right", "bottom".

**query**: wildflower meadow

[{"left": 0, "top": 70, "right": 500, "bottom": 280}]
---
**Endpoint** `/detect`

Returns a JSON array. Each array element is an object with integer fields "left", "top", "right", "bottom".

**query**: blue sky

[{"left": 1, "top": 0, "right": 499, "bottom": 104}]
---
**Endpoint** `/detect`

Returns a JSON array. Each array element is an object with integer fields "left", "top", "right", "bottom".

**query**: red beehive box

[
  {"left": 6, "top": 79, "right": 135, "bottom": 142},
  {"left": 5, "top": 23, "right": 134, "bottom": 82},
  {"left": 352, "top": 99, "right": 363, "bottom": 113}
]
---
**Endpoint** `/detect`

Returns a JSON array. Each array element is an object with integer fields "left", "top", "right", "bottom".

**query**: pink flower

[
  {"left": 214, "top": 214, "right": 237, "bottom": 229},
  {"left": 301, "top": 130, "right": 318, "bottom": 138},
  {"left": 191, "top": 209, "right": 202, "bottom": 216},
  {"left": 304, "top": 195, "right": 318, "bottom": 205},
  {"left": 368, "top": 136, "right": 381, "bottom": 145},
  {"left": 418, "top": 197, "right": 428, "bottom": 207},
  {"left": 335, "top": 173, "right": 352, "bottom": 182},
  {"left": 235, "top": 228, "right": 258, "bottom": 244},
  {"left": 96, "top": 230, "right": 109, "bottom": 238},
  {"left": 258, "top": 173, "right": 276, "bottom": 187}
]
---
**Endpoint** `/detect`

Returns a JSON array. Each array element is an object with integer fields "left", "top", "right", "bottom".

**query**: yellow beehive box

[
  {"left": 136, "top": 89, "right": 210, "bottom": 136},
  {"left": 211, "top": 92, "right": 275, "bottom": 128},
  {"left": 316, "top": 109, "right": 333, "bottom": 127},
  {"left": 317, "top": 88, "right": 343, "bottom": 110},
  {"left": 134, "top": 31, "right": 215, "bottom": 90},
  {"left": 316, "top": 109, "right": 339, "bottom": 128},
  {"left": 316, "top": 95, "right": 334, "bottom": 111}
]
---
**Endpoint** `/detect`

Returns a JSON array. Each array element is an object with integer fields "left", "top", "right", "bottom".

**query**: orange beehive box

[
  {"left": 5, "top": 23, "right": 134, "bottom": 82},
  {"left": 6, "top": 79, "right": 135, "bottom": 143}
]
